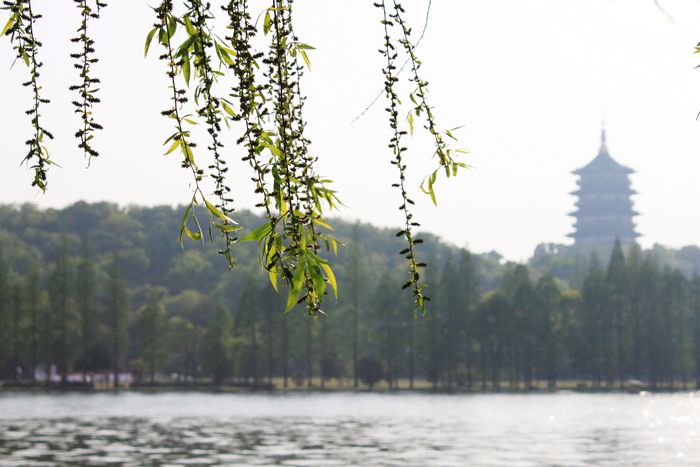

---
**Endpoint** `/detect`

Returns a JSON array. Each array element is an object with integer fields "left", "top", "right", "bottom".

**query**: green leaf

[
  {"left": 221, "top": 100, "right": 236, "bottom": 118},
  {"left": 268, "top": 268, "right": 279, "bottom": 292},
  {"left": 1, "top": 14, "right": 15, "bottom": 36},
  {"left": 263, "top": 11, "right": 271, "bottom": 35},
  {"left": 144, "top": 27, "right": 157, "bottom": 57},
  {"left": 300, "top": 50, "right": 311, "bottom": 70},
  {"left": 213, "top": 222, "right": 243, "bottom": 233},
  {"left": 408, "top": 111, "right": 414, "bottom": 136},
  {"left": 312, "top": 218, "right": 334, "bottom": 231},
  {"left": 217, "top": 43, "right": 237, "bottom": 55},
  {"left": 182, "top": 142, "right": 195, "bottom": 166},
  {"left": 320, "top": 262, "right": 337, "bottom": 299},
  {"left": 204, "top": 198, "right": 236, "bottom": 224},
  {"left": 240, "top": 222, "right": 273, "bottom": 242},
  {"left": 184, "top": 15, "right": 196, "bottom": 36},
  {"left": 182, "top": 52, "right": 191, "bottom": 85},
  {"left": 184, "top": 225, "right": 202, "bottom": 241},
  {"left": 285, "top": 259, "right": 306, "bottom": 311},
  {"left": 178, "top": 202, "right": 193, "bottom": 247},
  {"left": 308, "top": 261, "right": 326, "bottom": 299},
  {"left": 164, "top": 139, "right": 180, "bottom": 155},
  {"left": 262, "top": 141, "right": 281, "bottom": 157},
  {"left": 167, "top": 15, "right": 177, "bottom": 38}
]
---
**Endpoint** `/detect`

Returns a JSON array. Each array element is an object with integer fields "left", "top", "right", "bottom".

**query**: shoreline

[{"left": 2, "top": 382, "right": 698, "bottom": 395}]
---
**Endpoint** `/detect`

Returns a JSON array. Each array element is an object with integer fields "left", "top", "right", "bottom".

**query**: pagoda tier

[
  {"left": 567, "top": 219, "right": 639, "bottom": 238},
  {"left": 570, "top": 184, "right": 637, "bottom": 197},
  {"left": 569, "top": 128, "right": 639, "bottom": 250}
]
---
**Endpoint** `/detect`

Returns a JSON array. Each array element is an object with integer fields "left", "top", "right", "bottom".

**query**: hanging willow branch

[
  {"left": 390, "top": 0, "right": 467, "bottom": 205},
  {"left": 2, "top": 0, "right": 53, "bottom": 191},
  {"left": 182, "top": 0, "right": 239, "bottom": 267},
  {"left": 261, "top": 0, "right": 339, "bottom": 316},
  {"left": 146, "top": 0, "right": 241, "bottom": 254},
  {"left": 376, "top": 0, "right": 427, "bottom": 314},
  {"left": 224, "top": 0, "right": 290, "bottom": 290},
  {"left": 1, "top": 1, "right": 463, "bottom": 317},
  {"left": 70, "top": 0, "right": 106, "bottom": 163},
  {"left": 287, "top": 0, "right": 341, "bottom": 312}
]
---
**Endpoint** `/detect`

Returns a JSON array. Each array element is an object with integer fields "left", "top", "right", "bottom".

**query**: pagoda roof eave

[{"left": 573, "top": 148, "right": 634, "bottom": 176}]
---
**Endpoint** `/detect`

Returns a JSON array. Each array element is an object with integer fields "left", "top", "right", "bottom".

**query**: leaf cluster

[{"left": 146, "top": 0, "right": 340, "bottom": 316}]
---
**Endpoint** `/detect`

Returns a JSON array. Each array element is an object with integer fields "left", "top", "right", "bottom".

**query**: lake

[{"left": 0, "top": 391, "right": 698, "bottom": 466}]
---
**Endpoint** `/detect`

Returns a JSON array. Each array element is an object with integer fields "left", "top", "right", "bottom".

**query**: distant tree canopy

[
  {"left": 1, "top": 208, "right": 699, "bottom": 391},
  {"left": 1, "top": 0, "right": 466, "bottom": 316}
]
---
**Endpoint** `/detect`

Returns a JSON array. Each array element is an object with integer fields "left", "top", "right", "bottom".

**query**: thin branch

[{"left": 350, "top": 0, "right": 432, "bottom": 124}]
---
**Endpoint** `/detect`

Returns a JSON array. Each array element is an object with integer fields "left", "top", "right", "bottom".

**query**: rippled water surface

[{"left": 1, "top": 391, "right": 699, "bottom": 466}]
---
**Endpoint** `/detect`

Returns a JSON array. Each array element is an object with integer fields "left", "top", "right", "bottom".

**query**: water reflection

[{"left": 0, "top": 392, "right": 698, "bottom": 466}]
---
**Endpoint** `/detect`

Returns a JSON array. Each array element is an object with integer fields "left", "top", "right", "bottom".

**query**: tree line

[{"left": 0, "top": 203, "right": 698, "bottom": 390}]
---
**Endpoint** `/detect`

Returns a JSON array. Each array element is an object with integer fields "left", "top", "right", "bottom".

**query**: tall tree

[
  {"left": 135, "top": 292, "right": 167, "bottom": 383},
  {"left": 373, "top": 272, "right": 402, "bottom": 390},
  {"left": 48, "top": 239, "right": 76, "bottom": 385},
  {"left": 626, "top": 243, "right": 643, "bottom": 380},
  {"left": 201, "top": 304, "right": 234, "bottom": 385},
  {"left": 165, "top": 316, "right": 196, "bottom": 383},
  {"left": 606, "top": 239, "right": 628, "bottom": 388},
  {"left": 346, "top": 225, "right": 365, "bottom": 389},
  {"left": 0, "top": 249, "right": 11, "bottom": 378},
  {"left": 10, "top": 278, "right": 26, "bottom": 381},
  {"left": 457, "top": 251, "right": 480, "bottom": 388},
  {"left": 437, "top": 253, "right": 458, "bottom": 388},
  {"left": 639, "top": 256, "right": 662, "bottom": 388},
  {"left": 106, "top": 253, "right": 129, "bottom": 388},
  {"left": 692, "top": 273, "right": 700, "bottom": 389},
  {"left": 25, "top": 263, "right": 42, "bottom": 382},
  {"left": 535, "top": 274, "right": 559, "bottom": 389},
  {"left": 504, "top": 265, "right": 537, "bottom": 388},
  {"left": 580, "top": 254, "right": 607, "bottom": 387},
  {"left": 75, "top": 239, "right": 98, "bottom": 380},
  {"left": 237, "top": 279, "right": 260, "bottom": 386}
]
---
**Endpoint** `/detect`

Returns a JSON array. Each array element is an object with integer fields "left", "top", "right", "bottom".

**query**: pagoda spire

[{"left": 600, "top": 122, "right": 608, "bottom": 154}]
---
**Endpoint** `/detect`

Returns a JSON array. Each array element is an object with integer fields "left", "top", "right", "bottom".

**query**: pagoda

[{"left": 568, "top": 128, "right": 639, "bottom": 250}]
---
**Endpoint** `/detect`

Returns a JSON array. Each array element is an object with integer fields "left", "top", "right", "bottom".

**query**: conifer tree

[
  {"left": 135, "top": 292, "right": 167, "bottom": 383},
  {"left": 106, "top": 252, "right": 129, "bottom": 388},
  {"left": 0, "top": 249, "right": 10, "bottom": 378},
  {"left": 48, "top": 239, "right": 76, "bottom": 385},
  {"left": 202, "top": 304, "right": 234, "bottom": 385},
  {"left": 606, "top": 239, "right": 628, "bottom": 388},
  {"left": 76, "top": 239, "right": 98, "bottom": 379}
]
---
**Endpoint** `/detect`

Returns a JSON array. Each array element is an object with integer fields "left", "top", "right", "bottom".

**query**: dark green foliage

[
  {"left": 75, "top": 240, "right": 98, "bottom": 376},
  {"left": 201, "top": 304, "right": 234, "bottom": 385},
  {"left": 106, "top": 253, "right": 129, "bottom": 387},
  {"left": 1, "top": 203, "right": 698, "bottom": 391},
  {"left": 0, "top": 249, "right": 10, "bottom": 378},
  {"left": 134, "top": 291, "right": 167, "bottom": 383},
  {"left": 48, "top": 240, "right": 76, "bottom": 385},
  {"left": 357, "top": 356, "right": 383, "bottom": 390}
]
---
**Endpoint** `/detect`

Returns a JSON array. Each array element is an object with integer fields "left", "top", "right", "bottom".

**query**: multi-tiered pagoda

[{"left": 568, "top": 128, "right": 639, "bottom": 250}]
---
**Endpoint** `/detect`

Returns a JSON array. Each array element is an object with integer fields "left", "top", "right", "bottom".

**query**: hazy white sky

[{"left": 1, "top": 0, "right": 700, "bottom": 260}]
